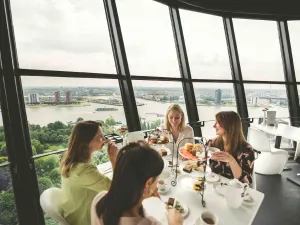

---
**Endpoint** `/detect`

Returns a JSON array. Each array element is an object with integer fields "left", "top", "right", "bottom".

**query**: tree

[
  {"left": 35, "top": 155, "right": 60, "bottom": 177},
  {"left": 38, "top": 177, "right": 53, "bottom": 194},
  {"left": 0, "top": 169, "right": 12, "bottom": 191},
  {"left": 0, "top": 144, "right": 7, "bottom": 156},
  {"left": 32, "top": 139, "right": 44, "bottom": 154},
  {"left": 76, "top": 117, "right": 84, "bottom": 122},
  {"left": 0, "top": 191, "right": 18, "bottom": 225},
  {"left": 105, "top": 116, "right": 117, "bottom": 126},
  {"left": 49, "top": 168, "right": 61, "bottom": 187}
]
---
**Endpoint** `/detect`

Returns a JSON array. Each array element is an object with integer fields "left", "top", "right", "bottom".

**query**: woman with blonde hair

[
  {"left": 163, "top": 104, "right": 194, "bottom": 151},
  {"left": 210, "top": 111, "right": 255, "bottom": 184},
  {"left": 59, "top": 120, "right": 118, "bottom": 225}
]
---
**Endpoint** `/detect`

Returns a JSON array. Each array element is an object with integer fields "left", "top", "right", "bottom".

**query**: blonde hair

[
  {"left": 164, "top": 104, "right": 186, "bottom": 132},
  {"left": 213, "top": 111, "right": 248, "bottom": 156}
]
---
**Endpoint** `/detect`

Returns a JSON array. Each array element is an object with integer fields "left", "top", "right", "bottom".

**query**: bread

[
  {"left": 168, "top": 198, "right": 175, "bottom": 207},
  {"left": 193, "top": 143, "right": 202, "bottom": 151},
  {"left": 193, "top": 181, "right": 204, "bottom": 192},
  {"left": 183, "top": 164, "right": 192, "bottom": 173},
  {"left": 185, "top": 143, "right": 193, "bottom": 151},
  {"left": 159, "top": 149, "right": 167, "bottom": 156}
]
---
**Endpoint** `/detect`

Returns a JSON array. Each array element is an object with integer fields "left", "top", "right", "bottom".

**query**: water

[{"left": 0, "top": 98, "right": 289, "bottom": 138}]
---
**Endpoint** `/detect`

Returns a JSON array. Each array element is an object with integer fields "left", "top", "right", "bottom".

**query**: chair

[
  {"left": 275, "top": 124, "right": 300, "bottom": 161},
  {"left": 40, "top": 188, "right": 69, "bottom": 225},
  {"left": 247, "top": 127, "right": 288, "bottom": 175}
]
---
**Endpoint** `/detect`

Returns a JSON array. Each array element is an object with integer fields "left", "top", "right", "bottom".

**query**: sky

[{"left": 10, "top": 0, "right": 300, "bottom": 88}]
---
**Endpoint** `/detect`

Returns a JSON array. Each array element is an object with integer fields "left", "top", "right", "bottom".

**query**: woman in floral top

[{"left": 209, "top": 111, "right": 255, "bottom": 184}]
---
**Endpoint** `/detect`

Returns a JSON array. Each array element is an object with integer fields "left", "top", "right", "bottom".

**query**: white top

[
  {"left": 91, "top": 191, "right": 162, "bottom": 225},
  {"left": 164, "top": 125, "right": 194, "bottom": 152}
]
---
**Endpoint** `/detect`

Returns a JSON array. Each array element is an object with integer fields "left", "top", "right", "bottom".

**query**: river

[{"left": 0, "top": 98, "right": 289, "bottom": 138}]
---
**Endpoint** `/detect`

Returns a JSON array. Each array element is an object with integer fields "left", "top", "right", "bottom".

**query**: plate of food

[
  {"left": 179, "top": 160, "right": 205, "bottom": 175},
  {"left": 165, "top": 197, "right": 189, "bottom": 218},
  {"left": 177, "top": 174, "right": 206, "bottom": 193},
  {"left": 178, "top": 143, "right": 206, "bottom": 161}
]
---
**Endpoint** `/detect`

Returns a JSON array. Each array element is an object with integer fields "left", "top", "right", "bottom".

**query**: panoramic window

[
  {"left": 180, "top": 10, "right": 232, "bottom": 80},
  {"left": 244, "top": 84, "right": 289, "bottom": 123},
  {"left": 131, "top": 80, "right": 187, "bottom": 130},
  {"left": 117, "top": 0, "right": 180, "bottom": 77},
  {"left": 0, "top": 119, "right": 19, "bottom": 225},
  {"left": 234, "top": 19, "right": 284, "bottom": 81},
  {"left": 193, "top": 83, "right": 237, "bottom": 138},
  {"left": 11, "top": 0, "right": 115, "bottom": 73},
  {"left": 288, "top": 21, "right": 300, "bottom": 81},
  {"left": 22, "top": 76, "right": 127, "bottom": 153}
]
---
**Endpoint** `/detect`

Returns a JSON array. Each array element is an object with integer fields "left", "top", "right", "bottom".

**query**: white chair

[
  {"left": 275, "top": 124, "right": 300, "bottom": 161},
  {"left": 251, "top": 168, "right": 256, "bottom": 190},
  {"left": 247, "top": 127, "right": 289, "bottom": 175},
  {"left": 40, "top": 188, "right": 69, "bottom": 225}
]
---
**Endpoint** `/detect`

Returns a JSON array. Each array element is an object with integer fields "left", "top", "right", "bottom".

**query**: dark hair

[
  {"left": 96, "top": 141, "right": 164, "bottom": 225},
  {"left": 60, "top": 120, "right": 101, "bottom": 177},
  {"left": 214, "top": 111, "right": 248, "bottom": 156}
]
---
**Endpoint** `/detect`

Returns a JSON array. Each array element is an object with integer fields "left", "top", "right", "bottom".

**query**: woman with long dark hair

[
  {"left": 210, "top": 111, "right": 255, "bottom": 184},
  {"left": 91, "top": 141, "right": 183, "bottom": 225},
  {"left": 59, "top": 120, "right": 118, "bottom": 225}
]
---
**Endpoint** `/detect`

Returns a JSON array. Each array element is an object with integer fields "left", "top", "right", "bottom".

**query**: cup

[
  {"left": 196, "top": 211, "right": 218, "bottom": 225},
  {"left": 157, "top": 179, "right": 166, "bottom": 190}
]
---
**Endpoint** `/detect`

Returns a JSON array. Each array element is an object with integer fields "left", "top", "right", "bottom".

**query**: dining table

[{"left": 97, "top": 144, "right": 265, "bottom": 225}]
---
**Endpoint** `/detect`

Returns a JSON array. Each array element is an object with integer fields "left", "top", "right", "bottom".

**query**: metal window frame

[
  {"left": 278, "top": 21, "right": 300, "bottom": 126},
  {"left": 169, "top": 7, "right": 201, "bottom": 137},
  {"left": 223, "top": 17, "right": 250, "bottom": 136},
  {"left": 1, "top": 0, "right": 44, "bottom": 224},
  {"left": 1, "top": 1, "right": 300, "bottom": 224}
]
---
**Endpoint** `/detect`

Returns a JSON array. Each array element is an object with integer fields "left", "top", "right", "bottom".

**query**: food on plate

[
  {"left": 183, "top": 164, "right": 192, "bottom": 173},
  {"left": 185, "top": 143, "right": 193, "bottom": 151},
  {"left": 150, "top": 135, "right": 158, "bottom": 144},
  {"left": 168, "top": 160, "right": 173, "bottom": 166},
  {"left": 159, "top": 149, "right": 167, "bottom": 156},
  {"left": 192, "top": 143, "right": 202, "bottom": 151},
  {"left": 166, "top": 198, "right": 184, "bottom": 213},
  {"left": 193, "top": 179, "right": 205, "bottom": 192},
  {"left": 157, "top": 136, "right": 169, "bottom": 144}
]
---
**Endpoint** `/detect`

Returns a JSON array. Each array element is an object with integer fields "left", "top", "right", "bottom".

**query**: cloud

[{"left": 10, "top": 0, "right": 300, "bottom": 87}]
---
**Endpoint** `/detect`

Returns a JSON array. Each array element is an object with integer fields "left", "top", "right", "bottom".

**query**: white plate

[
  {"left": 152, "top": 145, "right": 172, "bottom": 156},
  {"left": 165, "top": 200, "right": 189, "bottom": 218},
  {"left": 205, "top": 172, "right": 220, "bottom": 183},
  {"left": 213, "top": 182, "right": 227, "bottom": 196},
  {"left": 177, "top": 174, "right": 205, "bottom": 193},
  {"left": 179, "top": 161, "right": 205, "bottom": 175}
]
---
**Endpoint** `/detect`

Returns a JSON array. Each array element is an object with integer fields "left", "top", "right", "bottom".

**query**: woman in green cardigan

[{"left": 59, "top": 120, "right": 117, "bottom": 225}]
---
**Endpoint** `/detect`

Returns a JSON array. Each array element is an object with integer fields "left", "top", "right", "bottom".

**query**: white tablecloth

[{"left": 97, "top": 162, "right": 264, "bottom": 225}]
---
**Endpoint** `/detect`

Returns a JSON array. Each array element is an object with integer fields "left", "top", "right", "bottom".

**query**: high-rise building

[
  {"left": 250, "top": 96, "right": 259, "bottom": 106},
  {"left": 215, "top": 89, "right": 222, "bottom": 105},
  {"left": 54, "top": 91, "right": 60, "bottom": 104},
  {"left": 28, "top": 93, "right": 40, "bottom": 104},
  {"left": 66, "top": 91, "right": 71, "bottom": 103}
]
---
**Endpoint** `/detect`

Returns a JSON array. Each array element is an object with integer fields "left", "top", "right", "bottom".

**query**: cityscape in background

[{"left": 23, "top": 86, "right": 289, "bottom": 109}]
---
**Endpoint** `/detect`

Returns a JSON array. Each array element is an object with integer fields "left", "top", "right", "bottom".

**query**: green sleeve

[{"left": 75, "top": 164, "right": 111, "bottom": 192}]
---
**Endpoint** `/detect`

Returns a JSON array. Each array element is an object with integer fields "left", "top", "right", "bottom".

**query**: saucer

[
  {"left": 158, "top": 185, "right": 171, "bottom": 194},
  {"left": 213, "top": 182, "right": 227, "bottom": 196},
  {"left": 243, "top": 193, "right": 255, "bottom": 206},
  {"left": 205, "top": 172, "right": 220, "bottom": 182}
]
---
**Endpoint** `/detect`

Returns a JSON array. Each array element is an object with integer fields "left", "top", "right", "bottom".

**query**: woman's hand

[
  {"left": 107, "top": 141, "right": 118, "bottom": 168},
  {"left": 211, "top": 151, "right": 234, "bottom": 163},
  {"left": 168, "top": 208, "right": 183, "bottom": 225}
]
